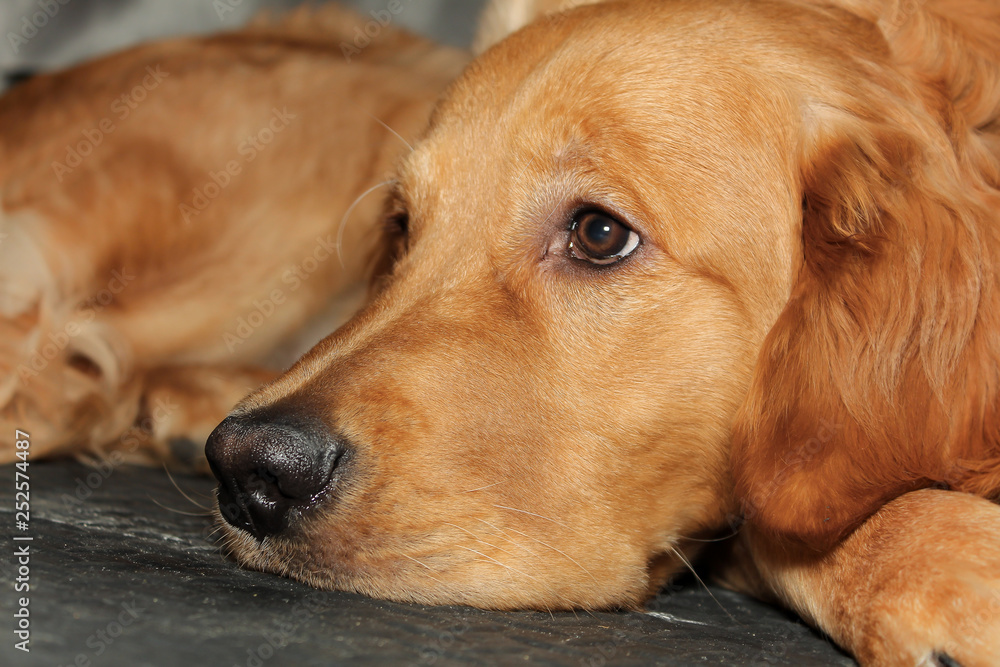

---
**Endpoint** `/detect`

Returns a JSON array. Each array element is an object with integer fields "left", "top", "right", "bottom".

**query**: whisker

[
  {"left": 470, "top": 558, "right": 517, "bottom": 583},
  {"left": 163, "top": 465, "right": 211, "bottom": 510},
  {"left": 367, "top": 113, "right": 414, "bottom": 153},
  {"left": 443, "top": 522, "right": 522, "bottom": 562},
  {"left": 473, "top": 518, "right": 540, "bottom": 557},
  {"left": 537, "top": 202, "right": 562, "bottom": 229},
  {"left": 205, "top": 525, "right": 226, "bottom": 540},
  {"left": 400, "top": 553, "right": 448, "bottom": 587},
  {"left": 492, "top": 504, "right": 581, "bottom": 536},
  {"left": 336, "top": 179, "right": 396, "bottom": 268},
  {"left": 461, "top": 481, "right": 503, "bottom": 493},
  {"left": 148, "top": 496, "right": 213, "bottom": 517},
  {"left": 502, "top": 525, "right": 599, "bottom": 585},
  {"left": 458, "top": 537, "right": 585, "bottom": 613},
  {"left": 678, "top": 527, "right": 742, "bottom": 544},
  {"left": 454, "top": 544, "right": 538, "bottom": 583},
  {"left": 667, "top": 543, "right": 736, "bottom": 623},
  {"left": 513, "top": 154, "right": 537, "bottom": 182}
]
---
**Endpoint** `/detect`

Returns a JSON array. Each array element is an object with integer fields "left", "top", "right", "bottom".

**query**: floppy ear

[
  {"left": 731, "top": 24, "right": 1000, "bottom": 551},
  {"left": 824, "top": 0, "right": 1000, "bottom": 137},
  {"left": 472, "top": 0, "right": 607, "bottom": 54}
]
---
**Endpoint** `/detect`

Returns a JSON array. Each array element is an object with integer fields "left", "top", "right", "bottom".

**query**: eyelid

[{"left": 568, "top": 203, "right": 647, "bottom": 244}]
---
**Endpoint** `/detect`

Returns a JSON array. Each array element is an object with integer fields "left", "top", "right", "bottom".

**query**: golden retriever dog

[
  {"left": 204, "top": 0, "right": 1000, "bottom": 664},
  {"left": 0, "top": 6, "right": 466, "bottom": 465},
  {"left": 2, "top": 1, "right": 999, "bottom": 665}
]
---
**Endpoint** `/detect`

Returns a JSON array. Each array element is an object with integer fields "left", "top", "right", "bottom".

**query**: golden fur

[
  {"left": 0, "top": 6, "right": 466, "bottom": 464},
  {"left": 3, "top": 2, "right": 999, "bottom": 665}
]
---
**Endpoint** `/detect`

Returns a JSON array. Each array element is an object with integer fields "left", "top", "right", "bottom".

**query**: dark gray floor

[{"left": 0, "top": 462, "right": 855, "bottom": 666}]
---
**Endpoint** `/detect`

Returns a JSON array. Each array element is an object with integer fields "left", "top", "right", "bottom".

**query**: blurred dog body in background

[{"left": 0, "top": 6, "right": 466, "bottom": 465}]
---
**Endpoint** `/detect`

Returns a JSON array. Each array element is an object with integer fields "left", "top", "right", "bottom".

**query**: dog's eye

[
  {"left": 386, "top": 211, "right": 409, "bottom": 236},
  {"left": 568, "top": 210, "right": 640, "bottom": 265}
]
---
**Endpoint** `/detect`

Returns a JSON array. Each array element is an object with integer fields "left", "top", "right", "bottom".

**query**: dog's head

[{"left": 206, "top": 0, "right": 998, "bottom": 608}]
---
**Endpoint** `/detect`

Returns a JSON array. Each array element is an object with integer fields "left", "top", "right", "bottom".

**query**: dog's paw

[
  {"left": 127, "top": 365, "right": 276, "bottom": 472},
  {"left": 859, "top": 566, "right": 1000, "bottom": 666},
  {"left": 845, "top": 490, "right": 1000, "bottom": 667}
]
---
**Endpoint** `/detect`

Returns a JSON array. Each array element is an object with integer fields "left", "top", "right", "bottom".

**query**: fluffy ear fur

[
  {"left": 819, "top": 0, "right": 1000, "bottom": 150},
  {"left": 472, "top": 0, "right": 606, "bottom": 54},
  {"left": 732, "top": 0, "right": 1000, "bottom": 550}
]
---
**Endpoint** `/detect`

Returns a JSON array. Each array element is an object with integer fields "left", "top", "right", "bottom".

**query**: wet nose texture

[{"left": 205, "top": 412, "right": 347, "bottom": 539}]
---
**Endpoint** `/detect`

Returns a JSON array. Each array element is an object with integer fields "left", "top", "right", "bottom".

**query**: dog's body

[
  {"left": 3, "top": 1, "right": 1000, "bottom": 665},
  {"left": 0, "top": 6, "right": 466, "bottom": 464}
]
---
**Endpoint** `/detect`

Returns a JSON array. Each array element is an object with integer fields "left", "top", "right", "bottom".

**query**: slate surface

[{"left": 0, "top": 462, "right": 855, "bottom": 666}]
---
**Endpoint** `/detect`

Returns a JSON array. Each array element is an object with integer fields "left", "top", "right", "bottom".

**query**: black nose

[{"left": 205, "top": 412, "right": 345, "bottom": 539}]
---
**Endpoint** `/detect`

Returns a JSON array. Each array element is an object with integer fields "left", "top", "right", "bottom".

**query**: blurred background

[{"left": 0, "top": 0, "right": 488, "bottom": 91}]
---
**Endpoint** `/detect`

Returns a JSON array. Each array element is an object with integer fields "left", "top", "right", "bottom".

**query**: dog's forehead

[{"left": 402, "top": 1, "right": 805, "bottom": 198}]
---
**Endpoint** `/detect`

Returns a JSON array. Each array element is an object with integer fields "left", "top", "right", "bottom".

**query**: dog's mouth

[{"left": 209, "top": 497, "right": 667, "bottom": 610}]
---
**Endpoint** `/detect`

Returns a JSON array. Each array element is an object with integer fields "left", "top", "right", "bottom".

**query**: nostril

[
  {"left": 205, "top": 413, "right": 346, "bottom": 539},
  {"left": 214, "top": 480, "right": 253, "bottom": 534},
  {"left": 253, "top": 433, "right": 342, "bottom": 502}
]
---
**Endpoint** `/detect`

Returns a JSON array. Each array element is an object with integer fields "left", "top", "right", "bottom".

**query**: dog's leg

[
  {"left": 0, "top": 212, "right": 139, "bottom": 461},
  {"left": 728, "top": 490, "right": 1000, "bottom": 666}
]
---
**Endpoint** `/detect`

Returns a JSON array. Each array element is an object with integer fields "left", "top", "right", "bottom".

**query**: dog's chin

[
  {"left": 212, "top": 510, "right": 666, "bottom": 611},
  {"left": 213, "top": 518, "right": 416, "bottom": 601}
]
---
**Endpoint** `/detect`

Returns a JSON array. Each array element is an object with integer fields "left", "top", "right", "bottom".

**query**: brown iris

[{"left": 568, "top": 210, "right": 640, "bottom": 265}]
